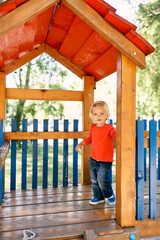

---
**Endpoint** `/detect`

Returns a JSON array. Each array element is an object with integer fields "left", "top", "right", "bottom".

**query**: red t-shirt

[{"left": 84, "top": 124, "right": 116, "bottom": 162}]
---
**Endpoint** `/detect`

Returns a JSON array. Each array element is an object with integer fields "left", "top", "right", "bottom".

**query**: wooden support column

[
  {"left": 0, "top": 72, "right": 6, "bottom": 199},
  {"left": 116, "top": 54, "right": 136, "bottom": 227},
  {"left": 0, "top": 72, "right": 6, "bottom": 119},
  {"left": 82, "top": 76, "right": 95, "bottom": 185}
]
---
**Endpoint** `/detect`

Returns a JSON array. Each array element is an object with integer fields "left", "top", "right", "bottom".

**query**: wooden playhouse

[{"left": 0, "top": 0, "right": 159, "bottom": 239}]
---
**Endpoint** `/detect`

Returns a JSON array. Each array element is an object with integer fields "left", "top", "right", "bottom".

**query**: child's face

[{"left": 91, "top": 105, "right": 108, "bottom": 127}]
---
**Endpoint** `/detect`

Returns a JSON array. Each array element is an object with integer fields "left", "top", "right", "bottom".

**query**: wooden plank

[
  {"left": 144, "top": 137, "right": 160, "bottom": 148},
  {"left": 1, "top": 199, "right": 110, "bottom": 218},
  {"left": 0, "top": 72, "right": 6, "bottom": 119},
  {"left": 0, "top": 208, "right": 114, "bottom": 232},
  {"left": 0, "top": 0, "right": 60, "bottom": 38},
  {"left": 59, "top": 16, "right": 94, "bottom": 59},
  {"left": 10, "top": 119, "right": 17, "bottom": 191},
  {"left": 116, "top": 53, "right": 136, "bottom": 227},
  {"left": 43, "top": 120, "right": 48, "bottom": 188},
  {"left": 144, "top": 130, "right": 160, "bottom": 138},
  {"left": 84, "top": 229, "right": 95, "bottom": 240},
  {"left": 136, "top": 120, "right": 144, "bottom": 220},
  {"left": 32, "top": 119, "right": 38, "bottom": 189},
  {"left": 82, "top": 76, "right": 95, "bottom": 185},
  {"left": 53, "top": 120, "right": 59, "bottom": 187},
  {"left": 0, "top": 119, "right": 5, "bottom": 205},
  {"left": 45, "top": 43, "right": 86, "bottom": 79},
  {"left": 1, "top": 44, "right": 45, "bottom": 75},
  {"left": 4, "top": 185, "right": 93, "bottom": 199},
  {"left": 143, "top": 120, "right": 147, "bottom": 181},
  {"left": 62, "top": 0, "right": 146, "bottom": 69},
  {"left": 0, "top": 220, "right": 122, "bottom": 240},
  {"left": 6, "top": 87, "right": 84, "bottom": 101},
  {"left": 0, "top": 141, "right": 10, "bottom": 170},
  {"left": 63, "top": 120, "right": 69, "bottom": 187},
  {"left": 149, "top": 120, "right": 157, "bottom": 219},
  {"left": 73, "top": 120, "right": 78, "bottom": 186},
  {"left": 3, "top": 191, "right": 93, "bottom": 207},
  {"left": 136, "top": 216, "right": 160, "bottom": 239},
  {"left": 5, "top": 131, "right": 89, "bottom": 140},
  {"left": 96, "top": 227, "right": 139, "bottom": 240},
  {"left": 22, "top": 119, "right": 27, "bottom": 190}
]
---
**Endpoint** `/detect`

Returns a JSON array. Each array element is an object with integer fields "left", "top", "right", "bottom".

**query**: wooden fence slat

[
  {"left": 143, "top": 120, "right": 147, "bottom": 181},
  {"left": 136, "top": 120, "right": 144, "bottom": 220},
  {"left": 53, "top": 120, "right": 59, "bottom": 188},
  {"left": 10, "top": 119, "right": 17, "bottom": 191},
  {"left": 22, "top": 119, "right": 27, "bottom": 190},
  {"left": 63, "top": 120, "right": 68, "bottom": 187},
  {"left": 73, "top": 120, "right": 78, "bottom": 186},
  {"left": 32, "top": 119, "right": 38, "bottom": 189},
  {"left": 43, "top": 120, "right": 48, "bottom": 188},
  {"left": 0, "top": 119, "right": 4, "bottom": 147},
  {"left": 149, "top": 120, "right": 157, "bottom": 219},
  {"left": 158, "top": 120, "right": 160, "bottom": 180}
]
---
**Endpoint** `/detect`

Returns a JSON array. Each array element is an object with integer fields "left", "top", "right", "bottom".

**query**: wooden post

[
  {"left": 0, "top": 72, "right": 6, "bottom": 198},
  {"left": 116, "top": 53, "right": 136, "bottom": 227},
  {"left": 0, "top": 72, "right": 6, "bottom": 119},
  {"left": 81, "top": 76, "right": 95, "bottom": 185}
]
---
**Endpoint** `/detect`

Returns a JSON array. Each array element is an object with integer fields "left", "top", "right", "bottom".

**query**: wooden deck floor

[{"left": 0, "top": 183, "right": 160, "bottom": 239}]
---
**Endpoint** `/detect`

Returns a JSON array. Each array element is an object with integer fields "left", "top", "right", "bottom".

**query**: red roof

[{"left": 0, "top": 0, "right": 155, "bottom": 81}]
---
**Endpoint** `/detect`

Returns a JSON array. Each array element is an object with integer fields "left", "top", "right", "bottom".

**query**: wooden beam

[
  {"left": 116, "top": 53, "right": 136, "bottom": 227},
  {"left": 144, "top": 130, "right": 160, "bottom": 138},
  {"left": 0, "top": 0, "right": 60, "bottom": 38},
  {"left": 81, "top": 76, "right": 95, "bottom": 185},
  {"left": 45, "top": 44, "right": 86, "bottom": 79},
  {"left": 84, "top": 229, "right": 95, "bottom": 240},
  {"left": 136, "top": 216, "right": 160, "bottom": 239},
  {"left": 144, "top": 137, "right": 160, "bottom": 148},
  {"left": 0, "top": 72, "right": 6, "bottom": 119},
  {"left": 1, "top": 44, "right": 45, "bottom": 75},
  {"left": 62, "top": 0, "right": 146, "bottom": 69},
  {"left": 6, "top": 88, "right": 83, "bottom": 101},
  {"left": 5, "top": 131, "right": 89, "bottom": 140}
]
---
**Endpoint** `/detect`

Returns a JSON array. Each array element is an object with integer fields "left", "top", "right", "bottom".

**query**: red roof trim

[
  {"left": 105, "top": 10, "right": 137, "bottom": 34},
  {"left": 84, "top": 0, "right": 116, "bottom": 17},
  {"left": 126, "top": 29, "right": 155, "bottom": 56}
]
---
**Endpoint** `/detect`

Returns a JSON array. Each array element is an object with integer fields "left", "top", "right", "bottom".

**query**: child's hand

[{"left": 75, "top": 141, "right": 85, "bottom": 152}]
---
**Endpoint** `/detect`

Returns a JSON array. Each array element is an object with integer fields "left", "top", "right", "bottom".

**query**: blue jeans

[{"left": 90, "top": 157, "right": 113, "bottom": 200}]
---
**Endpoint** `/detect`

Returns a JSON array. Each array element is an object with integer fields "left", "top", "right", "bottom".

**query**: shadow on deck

[{"left": 0, "top": 183, "right": 160, "bottom": 239}]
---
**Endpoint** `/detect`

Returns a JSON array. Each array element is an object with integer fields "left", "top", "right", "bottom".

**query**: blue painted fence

[
  {"left": 136, "top": 119, "right": 160, "bottom": 220},
  {"left": 7, "top": 118, "right": 113, "bottom": 191}
]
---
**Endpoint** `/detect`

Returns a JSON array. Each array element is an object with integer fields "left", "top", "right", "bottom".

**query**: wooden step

[{"left": 0, "top": 219, "right": 122, "bottom": 239}]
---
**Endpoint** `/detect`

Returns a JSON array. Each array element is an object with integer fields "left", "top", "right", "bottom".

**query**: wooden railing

[{"left": 136, "top": 119, "right": 160, "bottom": 220}]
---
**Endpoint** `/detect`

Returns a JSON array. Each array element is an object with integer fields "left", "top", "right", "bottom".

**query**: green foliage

[
  {"left": 136, "top": 0, "right": 160, "bottom": 119},
  {"left": 7, "top": 53, "right": 68, "bottom": 129}
]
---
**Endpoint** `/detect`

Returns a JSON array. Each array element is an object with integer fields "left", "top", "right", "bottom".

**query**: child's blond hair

[{"left": 89, "top": 101, "right": 110, "bottom": 121}]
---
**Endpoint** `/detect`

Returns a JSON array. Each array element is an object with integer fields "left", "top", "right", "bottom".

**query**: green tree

[
  {"left": 136, "top": 0, "right": 160, "bottom": 119},
  {"left": 7, "top": 53, "right": 68, "bottom": 131}
]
